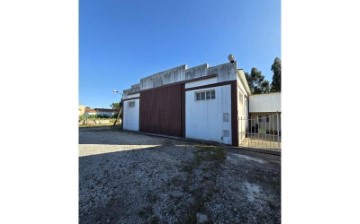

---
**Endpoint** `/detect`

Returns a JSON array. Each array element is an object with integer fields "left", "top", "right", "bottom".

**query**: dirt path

[{"left": 79, "top": 127, "right": 280, "bottom": 223}]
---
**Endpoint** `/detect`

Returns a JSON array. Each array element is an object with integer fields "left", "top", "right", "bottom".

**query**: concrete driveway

[{"left": 79, "top": 127, "right": 281, "bottom": 224}]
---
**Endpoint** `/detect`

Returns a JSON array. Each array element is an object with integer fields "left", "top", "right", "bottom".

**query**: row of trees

[
  {"left": 110, "top": 102, "right": 121, "bottom": 109},
  {"left": 245, "top": 57, "right": 281, "bottom": 94}
]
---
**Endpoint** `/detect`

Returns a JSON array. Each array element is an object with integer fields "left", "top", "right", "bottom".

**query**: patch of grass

[
  {"left": 183, "top": 188, "right": 207, "bottom": 223},
  {"left": 171, "top": 176, "right": 184, "bottom": 188},
  {"left": 138, "top": 205, "right": 158, "bottom": 223},
  {"left": 182, "top": 163, "right": 197, "bottom": 173},
  {"left": 182, "top": 146, "right": 225, "bottom": 174},
  {"left": 146, "top": 193, "right": 158, "bottom": 204},
  {"left": 138, "top": 210, "right": 146, "bottom": 218},
  {"left": 196, "top": 146, "right": 226, "bottom": 162},
  {"left": 79, "top": 124, "right": 116, "bottom": 128},
  {"left": 179, "top": 146, "right": 226, "bottom": 223},
  {"left": 168, "top": 208, "right": 176, "bottom": 216},
  {"left": 149, "top": 215, "right": 160, "bottom": 224},
  {"left": 268, "top": 200, "right": 277, "bottom": 210}
]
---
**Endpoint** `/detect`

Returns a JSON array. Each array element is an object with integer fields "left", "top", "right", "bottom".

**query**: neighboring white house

[
  {"left": 93, "top": 108, "right": 118, "bottom": 117},
  {"left": 84, "top": 108, "right": 97, "bottom": 116},
  {"left": 83, "top": 108, "right": 118, "bottom": 117}
]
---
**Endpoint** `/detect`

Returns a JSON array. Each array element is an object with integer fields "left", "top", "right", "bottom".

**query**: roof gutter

[
  {"left": 236, "top": 68, "right": 252, "bottom": 96},
  {"left": 230, "top": 61, "right": 251, "bottom": 95}
]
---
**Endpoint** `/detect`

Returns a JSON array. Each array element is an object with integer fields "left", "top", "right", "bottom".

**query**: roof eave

[{"left": 236, "top": 69, "right": 252, "bottom": 95}]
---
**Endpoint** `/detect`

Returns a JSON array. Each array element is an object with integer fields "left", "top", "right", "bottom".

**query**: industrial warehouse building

[{"left": 121, "top": 61, "right": 252, "bottom": 146}]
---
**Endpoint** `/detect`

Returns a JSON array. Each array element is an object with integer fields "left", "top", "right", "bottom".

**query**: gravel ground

[{"left": 79, "top": 127, "right": 281, "bottom": 224}]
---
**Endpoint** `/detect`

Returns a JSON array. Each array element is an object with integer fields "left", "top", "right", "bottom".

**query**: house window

[
  {"left": 195, "top": 90, "right": 215, "bottom": 101},
  {"left": 128, "top": 101, "right": 135, "bottom": 107}
]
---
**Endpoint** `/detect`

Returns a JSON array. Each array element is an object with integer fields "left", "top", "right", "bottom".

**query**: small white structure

[
  {"left": 249, "top": 92, "right": 281, "bottom": 113},
  {"left": 249, "top": 92, "right": 281, "bottom": 133}
]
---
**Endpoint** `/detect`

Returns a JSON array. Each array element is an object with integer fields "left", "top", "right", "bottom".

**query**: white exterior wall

[
  {"left": 185, "top": 85, "right": 232, "bottom": 145},
  {"left": 122, "top": 93, "right": 140, "bottom": 100},
  {"left": 123, "top": 99, "right": 140, "bottom": 131},
  {"left": 237, "top": 86, "right": 246, "bottom": 143},
  {"left": 249, "top": 93, "right": 281, "bottom": 113},
  {"left": 185, "top": 77, "right": 217, "bottom": 89},
  {"left": 236, "top": 76, "right": 250, "bottom": 144},
  {"left": 237, "top": 86, "right": 247, "bottom": 119},
  {"left": 237, "top": 79, "right": 247, "bottom": 99}
]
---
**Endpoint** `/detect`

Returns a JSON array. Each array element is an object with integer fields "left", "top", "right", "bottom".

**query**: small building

[
  {"left": 83, "top": 108, "right": 118, "bottom": 117},
  {"left": 121, "top": 62, "right": 251, "bottom": 146},
  {"left": 93, "top": 108, "right": 118, "bottom": 117},
  {"left": 84, "top": 108, "right": 97, "bottom": 116},
  {"left": 79, "top": 105, "right": 89, "bottom": 115},
  {"left": 249, "top": 92, "right": 281, "bottom": 134}
]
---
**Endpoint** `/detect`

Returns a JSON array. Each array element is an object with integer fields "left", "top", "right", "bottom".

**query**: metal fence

[{"left": 238, "top": 113, "right": 281, "bottom": 151}]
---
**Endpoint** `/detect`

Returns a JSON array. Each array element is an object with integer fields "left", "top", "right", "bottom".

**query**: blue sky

[{"left": 79, "top": 0, "right": 280, "bottom": 108}]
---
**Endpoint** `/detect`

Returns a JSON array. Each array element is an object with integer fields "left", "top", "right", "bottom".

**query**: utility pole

[{"left": 113, "top": 89, "right": 123, "bottom": 128}]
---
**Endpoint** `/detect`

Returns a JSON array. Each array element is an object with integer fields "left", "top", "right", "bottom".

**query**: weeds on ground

[{"left": 180, "top": 146, "right": 226, "bottom": 223}]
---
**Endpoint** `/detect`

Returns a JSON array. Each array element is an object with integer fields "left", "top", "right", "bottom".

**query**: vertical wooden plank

[
  {"left": 181, "top": 83, "right": 185, "bottom": 138},
  {"left": 231, "top": 81, "right": 239, "bottom": 146}
]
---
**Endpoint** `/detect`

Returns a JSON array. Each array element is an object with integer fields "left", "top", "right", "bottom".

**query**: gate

[{"left": 238, "top": 113, "right": 281, "bottom": 151}]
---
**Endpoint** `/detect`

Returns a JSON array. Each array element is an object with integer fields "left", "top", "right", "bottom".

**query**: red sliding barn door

[{"left": 140, "top": 84, "right": 184, "bottom": 137}]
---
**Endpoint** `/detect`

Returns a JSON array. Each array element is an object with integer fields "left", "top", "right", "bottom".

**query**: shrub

[
  {"left": 97, "top": 114, "right": 110, "bottom": 119},
  {"left": 79, "top": 114, "right": 88, "bottom": 120},
  {"left": 79, "top": 114, "right": 112, "bottom": 120}
]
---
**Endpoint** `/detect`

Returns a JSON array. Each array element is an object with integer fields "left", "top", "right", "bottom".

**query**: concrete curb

[
  {"left": 135, "top": 131, "right": 224, "bottom": 146},
  {"left": 119, "top": 129, "right": 281, "bottom": 156},
  {"left": 228, "top": 146, "right": 281, "bottom": 156}
]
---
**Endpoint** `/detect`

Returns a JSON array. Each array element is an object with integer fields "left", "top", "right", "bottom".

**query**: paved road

[{"left": 79, "top": 127, "right": 281, "bottom": 223}]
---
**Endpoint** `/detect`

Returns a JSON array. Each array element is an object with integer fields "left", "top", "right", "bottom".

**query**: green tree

[
  {"left": 270, "top": 57, "right": 281, "bottom": 92},
  {"left": 261, "top": 80, "right": 270, "bottom": 93},
  {"left": 245, "top": 68, "right": 270, "bottom": 94},
  {"left": 110, "top": 102, "right": 121, "bottom": 109}
]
